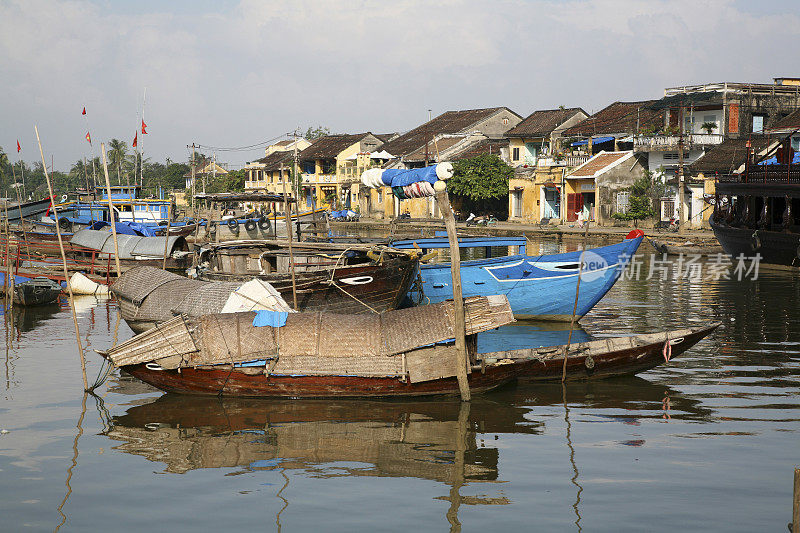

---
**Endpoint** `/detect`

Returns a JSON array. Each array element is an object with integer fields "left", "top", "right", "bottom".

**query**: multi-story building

[
  {"left": 375, "top": 107, "right": 522, "bottom": 218},
  {"left": 243, "top": 138, "right": 311, "bottom": 194},
  {"left": 296, "top": 133, "right": 387, "bottom": 210},
  {"left": 504, "top": 108, "right": 588, "bottom": 223}
]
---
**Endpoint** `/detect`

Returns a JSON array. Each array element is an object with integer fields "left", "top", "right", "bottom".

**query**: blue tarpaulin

[
  {"left": 381, "top": 166, "right": 438, "bottom": 187},
  {"left": 88, "top": 220, "right": 157, "bottom": 237},
  {"left": 252, "top": 310, "right": 289, "bottom": 328},
  {"left": 570, "top": 136, "right": 615, "bottom": 147},
  {"left": 758, "top": 153, "right": 800, "bottom": 165}
]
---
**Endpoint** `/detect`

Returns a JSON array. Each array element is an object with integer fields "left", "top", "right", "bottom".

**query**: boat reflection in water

[{"left": 101, "top": 377, "right": 709, "bottom": 528}]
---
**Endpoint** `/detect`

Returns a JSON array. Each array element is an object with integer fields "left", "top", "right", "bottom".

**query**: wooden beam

[{"left": 435, "top": 189, "right": 470, "bottom": 401}]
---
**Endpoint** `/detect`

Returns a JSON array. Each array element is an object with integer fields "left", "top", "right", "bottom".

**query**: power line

[{"left": 194, "top": 132, "right": 293, "bottom": 153}]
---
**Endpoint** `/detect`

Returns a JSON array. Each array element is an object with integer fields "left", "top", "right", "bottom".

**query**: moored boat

[
  {"left": 394, "top": 230, "right": 645, "bottom": 319},
  {"left": 98, "top": 293, "right": 719, "bottom": 398},
  {"left": 11, "top": 277, "right": 62, "bottom": 306}
]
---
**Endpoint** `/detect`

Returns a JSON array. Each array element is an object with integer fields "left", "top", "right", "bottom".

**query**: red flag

[
  {"left": 82, "top": 107, "right": 86, "bottom": 115},
  {"left": 132, "top": 131, "right": 138, "bottom": 148},
  {"left": 85, "top": 132, "right": 92, "bottom": 145},
  {"left": 16, "top": 140, "right": 21, "bottom": 153},
  {"left": 141, "top": 119, "right": 147, "bottom": 134}
]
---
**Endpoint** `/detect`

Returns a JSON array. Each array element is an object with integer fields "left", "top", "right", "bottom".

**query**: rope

[{"left": 325, "top": 247, "right": 380, "bottom": 313}]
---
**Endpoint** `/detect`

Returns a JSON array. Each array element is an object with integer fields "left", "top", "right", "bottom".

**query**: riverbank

[{"left": 330, "top": 217, "right": 716, "bottom": 240}]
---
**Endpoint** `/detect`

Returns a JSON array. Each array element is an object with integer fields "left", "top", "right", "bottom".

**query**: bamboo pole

[
  {"left": 35, "top": 126, "right": 88, "bottom": 391},
  {"left": 793, "top": 467, "right": 799, "bottom": 533},
  {"left": 435, "top": 188, "right": 470, "bottom": 401},
  {"left": 162, "top": 202, "right": 172, "bottom": 270},
  {"left": 562, "top": 219, "right": 590, "bottom": 382},
  {"left": 281, "top": 175, "right": 298, "bottom": 309},
  {"left": 12, "top": 164, "right": 32, "bottom": 261},
  {"left": 100, "top": 144, "right": 122, "bottom": 277},
  {"left": 3, "top": 201, "right": 11, "bottom": 310}
]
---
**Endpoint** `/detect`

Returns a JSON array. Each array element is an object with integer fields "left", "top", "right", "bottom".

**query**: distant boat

[{"left": 3, "top": 196, "right": 54, "bottom": 222}]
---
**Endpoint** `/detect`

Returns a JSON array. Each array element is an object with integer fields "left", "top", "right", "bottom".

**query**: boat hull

[
  {"left": 415, "top": 235, "right": 643, "bottom": 319},
  {"left": 109, "top": 322, "right": 718, "bottom": 398},
  {"left": 199, "top": 258, "right": 418, "bottom": 313},
  {"left": 711, "top": 218, "right": 800, "bottom": 268}
]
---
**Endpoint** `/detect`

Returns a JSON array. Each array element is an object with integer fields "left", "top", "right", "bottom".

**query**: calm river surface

[{"left": 1, "top": 235, "right": 799, "bottom": 532}]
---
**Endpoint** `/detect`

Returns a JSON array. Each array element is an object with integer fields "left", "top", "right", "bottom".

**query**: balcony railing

[
  {"left": 719, "top": 165, "right": 800, "bottom": 184},
  {"left": 634, "top": 133, "right": 723, "bottom": 150}
]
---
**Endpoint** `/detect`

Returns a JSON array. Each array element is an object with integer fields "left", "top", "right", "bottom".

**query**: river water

[{"left": 1, "top": 235, "right": 799, "bottom": 532}]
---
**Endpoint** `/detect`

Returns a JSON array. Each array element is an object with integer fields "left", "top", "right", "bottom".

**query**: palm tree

[{"left": 108, "top": 139, "right": 128, "bottom": 186}]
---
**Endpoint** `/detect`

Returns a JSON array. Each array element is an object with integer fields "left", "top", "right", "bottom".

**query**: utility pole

[
  {"left": 190, "top": 143, "right": 196, "bottom": 211},
  {"left": 677, "top": 106, "right": 686, "bottom": 234}
]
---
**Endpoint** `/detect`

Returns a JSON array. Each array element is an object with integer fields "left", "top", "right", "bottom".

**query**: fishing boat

[
  {"left": 710, "top": 132, "right": 800, "bottom": 268},
  {"left": 11, "top": 277, "right": 62, "bottom": 306},
  {"left": 97, "top": 294, "right": 719, "bottom": 398},
  {"left": 30, "top": 185, "right": 199, "bottom": 237},
  {"left": 392, "top": 230, "right": 645, "bottom": 319},
  {"left": 114, "top": 245, "right": 419, "bottom": 333},
  {"left": 2, "top": 196, "right": 54, "bottom": 222}
]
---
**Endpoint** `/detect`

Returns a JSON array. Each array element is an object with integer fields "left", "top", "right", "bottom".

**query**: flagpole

[{"left": 140, "top": 87, "right": 147, "bottom": 188}]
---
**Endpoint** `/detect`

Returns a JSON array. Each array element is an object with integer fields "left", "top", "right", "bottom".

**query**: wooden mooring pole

[
  {"left": 435, "top": 187, "right": 470, "bottom": 401},
  {"left": 281, "top": 177, "right": 298, "bottom": 310},
  {"left": 35, "top": 126, "right": 88, "bottom": 391},
  {"left": 100, "top": 144, "right": 122, "bottom": 277},
  {"left": 792, "top": 467, "right": 799, "bottom": 533},
  {"left": 562, "top": 219, "right": 590, "bottom": 382},
  {"left": 162, "top": 202, "right": 172, "bottom": 270}
]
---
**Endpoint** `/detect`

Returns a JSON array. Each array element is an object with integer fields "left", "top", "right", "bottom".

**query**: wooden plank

[{"left": 406, "top": 345, "right": 461, "bottom": 384}]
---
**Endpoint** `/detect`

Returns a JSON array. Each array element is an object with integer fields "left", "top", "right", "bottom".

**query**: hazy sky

[{"left": 2, "top": 0, "right": 799, "bottom": 170}]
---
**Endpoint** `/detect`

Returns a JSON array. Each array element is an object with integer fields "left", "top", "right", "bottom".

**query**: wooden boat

[
  {"left": 11, "top": 277, "right": 62, "bottom": 306},
  {"left": 393, "top": 230, "right": 645, "bottom": 320},
  {"left": 112, "top": 253, "right": 419, "bottom": 333},
  {"left": 195, "top": 240, "right": 419, "bottom": 311},
  {"left": 647, "top": 237, "right": 723, "bottom": 256},
  {"left": 2, "top": 196, "right": 54, "bottom": 222},
  {"left": 97, "top": 297, "right": 719, "bottom": 398}
]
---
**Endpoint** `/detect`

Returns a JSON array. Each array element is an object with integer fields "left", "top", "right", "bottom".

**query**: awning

[
  {"left": 370, "top": 150, "right": 393, "bottom": 159},
  {"left": 570, "top": 136, "right": 615, "bottom": 147}
]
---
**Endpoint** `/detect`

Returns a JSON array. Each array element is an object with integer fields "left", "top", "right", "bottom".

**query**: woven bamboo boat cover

[
  {"left": 105, "top": 295, "right": 515, "bottom": 378},
  {"left": 111, "top": 266, "right": 185, "bottom": 305}
]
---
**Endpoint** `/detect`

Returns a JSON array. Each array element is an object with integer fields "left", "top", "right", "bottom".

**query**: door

[
  {"left": 511, "top": 190, "right": 523, "bottom": 218},
  {"left": 567, "top": 193, "right": 583, "bottom": 222}
]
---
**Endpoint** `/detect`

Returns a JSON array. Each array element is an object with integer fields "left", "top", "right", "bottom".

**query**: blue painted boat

[{"left": 394, "top": 230, "right": 644, "bottom": 320}]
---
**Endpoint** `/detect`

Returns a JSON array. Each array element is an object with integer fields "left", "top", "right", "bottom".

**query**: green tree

[
  {"left": 107, "top": 139, "right": 128, "bottom": 185},
  {"left": 447, "top": 154, "right": 513, "bottom": 219},
  {"left": 612, "top": 170, "right": 662, "bottom": 223},
  {"left": 303, "top": 126, "right": 330, "bottom": 141}
]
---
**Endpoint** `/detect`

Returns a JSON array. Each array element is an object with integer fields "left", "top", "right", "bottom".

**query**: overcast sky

[{"left": 2, "top": 0, "right": 799, "bottom": 170}]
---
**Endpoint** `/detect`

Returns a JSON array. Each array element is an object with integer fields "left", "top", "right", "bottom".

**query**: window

[
  {"left": 503, "top": 118, "right": 509, "bottom": 125},
  {"left": 752, "top": 115, "right": 765, "bottom": 133},
  {"left": 616, "top": 191, "right": 631, "bottom": 214},
  {"left": 512, "top": 147, "right": 520, "bottom": 161}
]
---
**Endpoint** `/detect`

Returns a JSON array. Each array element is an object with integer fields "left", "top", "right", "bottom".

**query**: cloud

[{"left": 1, "top": 0, "right": 799, "bottom": 168}]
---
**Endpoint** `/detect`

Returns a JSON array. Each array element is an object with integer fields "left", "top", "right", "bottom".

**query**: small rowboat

[{"left": 12, "top": 277, "right": 62, "bottom": 306}]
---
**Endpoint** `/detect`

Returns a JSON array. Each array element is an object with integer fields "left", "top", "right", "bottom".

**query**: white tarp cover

[{"left": 220, "top": 278, "right": 295, "bottom": 314}]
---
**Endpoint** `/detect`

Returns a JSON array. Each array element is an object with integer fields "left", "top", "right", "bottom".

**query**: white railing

[
  {"left": 564, "top": 155, "right": 590, "bottom": 167},
  {"left": 634, "top": 134, "right": 723, "bottom": 149}
]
